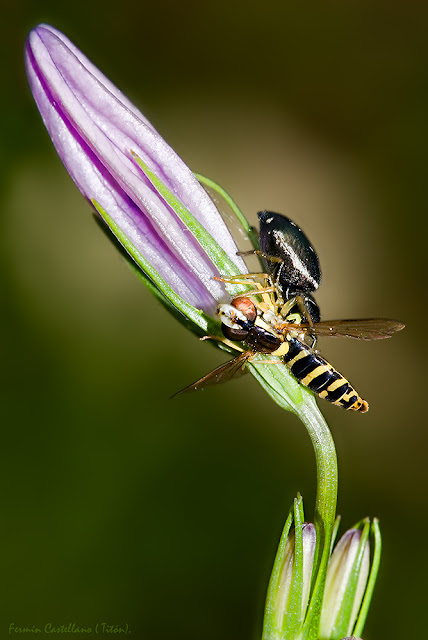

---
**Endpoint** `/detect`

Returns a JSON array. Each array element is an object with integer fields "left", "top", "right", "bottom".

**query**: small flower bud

[
  {"left": 263, "top": 497, "right": 317, "bottom": 640},
  {"left": 319, "top": 526, "right": 370, "bottom": 640},
  {"left": 274, "top": 523, "right": 317, "bottom": 631}
]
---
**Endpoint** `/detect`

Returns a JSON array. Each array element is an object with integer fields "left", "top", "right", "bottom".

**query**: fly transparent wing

[
  {"left": 308, "top": 318, "right": 405, "bottom": 340},
  {"left": 173, "top": 351, "right": 252, "bottom": 396}
]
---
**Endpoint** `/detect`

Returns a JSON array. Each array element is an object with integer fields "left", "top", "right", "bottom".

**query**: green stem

[
  {"left": 249, "top": 361, "right": 337, "bottom": 640},
  {"left": 299, "top": 401, "right": 338, "bottom": 640}
]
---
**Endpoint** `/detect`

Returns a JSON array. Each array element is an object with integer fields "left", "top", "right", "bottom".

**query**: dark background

[{"left": 1, "top": 1, "right": 426, "bottom": 638}]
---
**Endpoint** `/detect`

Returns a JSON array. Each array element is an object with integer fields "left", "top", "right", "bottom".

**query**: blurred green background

[{"left": 1, "top": 1, "right": 426, "bottom": 638}]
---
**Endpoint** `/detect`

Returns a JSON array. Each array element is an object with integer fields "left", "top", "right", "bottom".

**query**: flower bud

[
  {"left": 319, "top": 521, "right": 374, "bottom": 640},
  {"left": 25, "top": 24, "right": 247, "bottom": 319},
  {"left": 263, "top": 498, "right": 316, "bottom": 640},
  {"left": 275, "top": 523, "right": 316, "bottom": 632}
]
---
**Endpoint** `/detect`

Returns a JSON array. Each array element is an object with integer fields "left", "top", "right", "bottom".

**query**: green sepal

[
  {"left": 91, "top": 199, "right": 219, "bottom": 336},
  {"left": 130, "top": 151, "right": 251, "bottom": 298},
  {"left": 330, "top": 515, "right": 342, "bottom": 553},
  {"left": 282, "top": 496, "right": 305, "bottom": 639},
  {"left": 92, "top": 213, "right": 212, "bottom": 337},
  {"left": 194, "top": 173, "right": 260, "bottom": 251},
  {"left": 353, "top": 518, "right": 382, "bottom": 637},
  {"left": 262, "top": 502, "right": 295, "bottom": 640}
]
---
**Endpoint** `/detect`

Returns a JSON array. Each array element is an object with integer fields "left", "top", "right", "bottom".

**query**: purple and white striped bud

[
  {"left": 319, "top": 528, "right": 370, "bottom": 640},
  {"left": 274, "top": 523, "right": 317, "bottom": 631},
  {"left": 263, "top": 497, "right": 318, "bottom": 640},
  {"left": 25, "top": 24, "right": 247, "bottom": 317}
]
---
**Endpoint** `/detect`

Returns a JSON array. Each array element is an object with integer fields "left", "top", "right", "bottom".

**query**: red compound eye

[{"left": 231, "top": 297, "right": 256, "bottom": 323}]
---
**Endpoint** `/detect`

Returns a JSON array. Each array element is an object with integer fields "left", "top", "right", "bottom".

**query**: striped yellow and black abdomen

[{"left": 282, "top": 336, "right": 368, "bottom": 412}]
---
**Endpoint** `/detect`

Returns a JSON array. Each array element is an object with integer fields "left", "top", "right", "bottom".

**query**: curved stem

[
  {"left": 299, "top": 400, "right": 338, "bottom": 560},
  {"left": 248, "top": 362, "right": 338, "bottom": 640},
  {"left": 299, "top": 400, "right": 338, "bottom": 640}
]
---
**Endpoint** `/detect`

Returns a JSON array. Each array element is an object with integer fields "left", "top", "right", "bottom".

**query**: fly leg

[
  {"left": 200, "top": 335, "right": 245, "bottom": 352},
  {"left": 214, "top": 275, "right": 276, "bottom": 313},
  {"left": 237, "top": 249, "right": 283, "bottom": 265}
]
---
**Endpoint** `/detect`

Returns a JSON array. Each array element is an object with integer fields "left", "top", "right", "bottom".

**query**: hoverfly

[{"left": 176, "top": 212, "right": 404, "bottom": 412}]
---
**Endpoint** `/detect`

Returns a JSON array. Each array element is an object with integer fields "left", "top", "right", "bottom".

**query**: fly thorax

[{"left": 254, "top": 316, "right": 280, "bottom": 338}]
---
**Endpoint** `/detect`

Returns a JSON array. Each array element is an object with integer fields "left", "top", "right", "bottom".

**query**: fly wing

[
  {"left": 310, "top": 318, "right": 405, "bottom": 340},
  {"left": 173, "top": 351, "right": 252, "bottom": 396}
]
